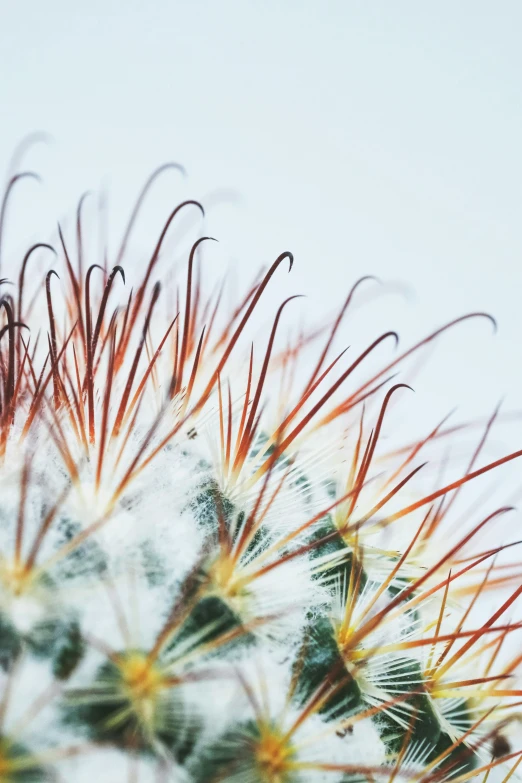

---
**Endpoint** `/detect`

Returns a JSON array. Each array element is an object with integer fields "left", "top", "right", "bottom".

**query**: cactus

[{"left": 0, "top": 141, "right": 521, "bottom": 782}]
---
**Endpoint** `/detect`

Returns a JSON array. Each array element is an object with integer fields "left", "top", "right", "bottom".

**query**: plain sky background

[{"left": 1, "top": 1, "right": 522, "bottom": 455}]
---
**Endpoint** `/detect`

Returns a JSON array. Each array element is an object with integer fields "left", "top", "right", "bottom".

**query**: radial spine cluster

[{"left": 0, "top": 141, "right": 522, "bottom": 782}]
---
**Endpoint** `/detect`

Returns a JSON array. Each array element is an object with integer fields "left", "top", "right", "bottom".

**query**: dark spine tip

[
  {"left": 386, "top": 330, "right": 400, "bottom": 348},
  {"left": 77, "top": 191, "right": 92, "bottom": 214},
  {"left": 486, "top": 313, "right": 498, "bottom": 334},
  {"left": 12, "top": 170, "right": 42, "bottom": 186},
  {"left": 113, "top": 265, "right": 126, "bottom": 285}
]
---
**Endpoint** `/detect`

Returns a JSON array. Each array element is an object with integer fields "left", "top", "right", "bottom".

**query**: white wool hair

[
  {"left": 293, "top": 712, "right": 387, "bottom": 781},
  {"left": 241, "top": 554, "right": 330, "bottom": 645},
  {"left": 0, "top": 656, "right": 59, "bottom": 743},
  {"left": 57, "top": 747, "right": 190, "bottom": 782}
]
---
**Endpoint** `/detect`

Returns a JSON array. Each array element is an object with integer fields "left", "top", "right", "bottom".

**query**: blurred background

[{"left": 1, "top": 0, "right": 522, "bottom": 448}]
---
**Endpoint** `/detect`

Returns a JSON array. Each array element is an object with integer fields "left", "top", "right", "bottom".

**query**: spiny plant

[{"left": 0, "top": 138, "right": 522, "bottom": 782}]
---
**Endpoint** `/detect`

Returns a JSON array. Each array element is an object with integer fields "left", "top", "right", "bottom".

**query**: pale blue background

[{"left": 1, "top": 1, "right": 522, "bottom": 445}]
